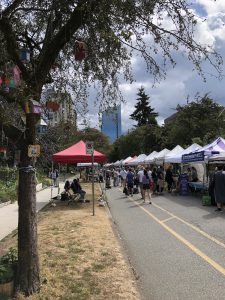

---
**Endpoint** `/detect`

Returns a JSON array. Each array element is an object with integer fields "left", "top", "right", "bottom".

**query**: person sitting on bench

[{"left": 71, "top": 178, "right": 86, "bottom": 201}]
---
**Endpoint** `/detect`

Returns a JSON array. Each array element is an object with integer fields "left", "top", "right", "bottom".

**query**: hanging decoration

[
  {"left": 74, "top": 41, "right": 88, "bottom": 61},
  {"left": 19, "top": 48, "right": 30, "bottom": 62},
  {"left": 46, "top": 100, "right": 60, "bottom": 112},
  {"left": 24, "top": 99, "right": 42, "bottom": 114},
  {"left": 0, "top": 64, "right": 21, "bottom": 93}
]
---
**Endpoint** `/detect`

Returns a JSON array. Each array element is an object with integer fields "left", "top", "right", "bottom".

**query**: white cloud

[{"left": 83, "top": 1, "right": 225, "bottom": 135}]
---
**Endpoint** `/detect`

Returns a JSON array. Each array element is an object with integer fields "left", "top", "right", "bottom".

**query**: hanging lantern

[
  {"left": 24, "top": 99, "right": 42, "bottom": 114},
  {"left": 0, "top": 146, "right": 7, "bottom": 160},
  {"left": 19, "top": 48, "right": 30, "bottom": 62},
  {"left": 74, "top": 41, "right": 88, "bottom": 61},
  {"left": 46, "top": 101, "right": 60, "bottom": 112}
]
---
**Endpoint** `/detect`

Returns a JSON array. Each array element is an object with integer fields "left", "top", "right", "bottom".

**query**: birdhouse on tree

[
  {"left": 74, "top": 41, "right": 88, "bottom": 61},
  {"left": 19, "top": 48, "right": 30, "bottom": 62}
]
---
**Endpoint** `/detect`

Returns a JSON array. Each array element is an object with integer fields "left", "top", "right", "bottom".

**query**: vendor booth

[
  {"left": 52, "top": 140, "right": 107, "bottom": 163},
  {"left": 128, "top": 154, "right": 147, "bottom": 166},
  {"left": 154, "top": 148, "right": 170, "bottom": 165},
  {"left": 144, "top": 151, "right": 158, "bottom": 164}
]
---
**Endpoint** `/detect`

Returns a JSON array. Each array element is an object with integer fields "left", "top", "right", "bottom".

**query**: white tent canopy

[
  {"left": 164, "top": 145, "right": 184, "bottom": 163},
  {"left": 127, "top": 154, "right": 147, "bottom": 166},
  {"left": 114, "top": 160, "right": 123, "bottom": 167},
  {"left": 122, "top": 156, "right": 132, "bottom": 166},
  {"left": 144, "top": 151, "right": 158, "bottom": 163},
  {"left": 154, "top": 148, "right": 170, "bottom": 165}
]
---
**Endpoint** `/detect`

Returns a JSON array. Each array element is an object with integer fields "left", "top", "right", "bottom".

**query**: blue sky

[{"left": 78, "top": 0, "right": 225, "bottom": 134}]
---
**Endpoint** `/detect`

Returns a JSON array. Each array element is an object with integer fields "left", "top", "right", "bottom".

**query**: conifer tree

[{"left": 130, "top": 87, "right": 158, "bottom": 127}]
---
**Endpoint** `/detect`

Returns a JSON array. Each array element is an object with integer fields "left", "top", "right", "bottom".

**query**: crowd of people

[{"left": 104, "top": 163, "right": 225, "bottom": 213}]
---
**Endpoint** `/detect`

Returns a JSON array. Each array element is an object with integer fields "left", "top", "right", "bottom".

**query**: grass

[{"left": 0, "top": 182, "right": 140, "bottom": 300}]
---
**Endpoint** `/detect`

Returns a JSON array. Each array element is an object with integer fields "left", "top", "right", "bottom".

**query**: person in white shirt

[
  {"left": 120, "top": 168, "right": 127, "bottom": 187},
  {"left": 138, "top": 166, "right": 144, "bottom": 199}
]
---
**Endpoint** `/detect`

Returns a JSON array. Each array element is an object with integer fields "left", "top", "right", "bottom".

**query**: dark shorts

[
  {"left": 127, "top": 183, "right": 133, "bottom": 188},
  {"left": 143, "top": 184, "right": 150, "bottom": 190}
]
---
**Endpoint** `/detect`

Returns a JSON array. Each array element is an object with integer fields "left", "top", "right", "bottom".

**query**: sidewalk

[{"left": 0, "top": 183, "right": 64, "bottom": 241}]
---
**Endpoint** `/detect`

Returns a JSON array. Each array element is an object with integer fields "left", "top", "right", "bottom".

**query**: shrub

[{"left": 0, "top": 248, "right": 18, "bottom": 284}]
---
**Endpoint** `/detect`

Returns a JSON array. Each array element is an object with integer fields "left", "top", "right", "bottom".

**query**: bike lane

[{"left": 106, "top": 187, "right": 225, "bottom": 300}]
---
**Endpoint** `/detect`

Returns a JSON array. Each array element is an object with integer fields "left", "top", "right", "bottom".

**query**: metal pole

[{"left": 92, "top": 152, "right": 95, "bottom": 216}]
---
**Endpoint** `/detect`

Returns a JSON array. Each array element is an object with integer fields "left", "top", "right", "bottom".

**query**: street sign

[
  {"left": 28, "top": 144, "right": 40, "bottom": 157},
  {"left": 86, "top": 141, "right": 94, "bottom": 155}
]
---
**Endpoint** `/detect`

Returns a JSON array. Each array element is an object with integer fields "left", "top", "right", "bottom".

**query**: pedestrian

[
  {"left": 138, "top": 166, "right": 144, "bottom": 199},
  {"left": 113, "top": 169, "right": 119, "bottom": 187},
  {"left": 157, "top": 167, "right": 164, "bottom": 195},
  {"left": 213, "top": 165, "right": 225, "bottom": 212},
  {"left": 151, "top": 167, "right": 158, "bottom": 194},
  {"left": 191, "top": 167, "right": 198, "bottom": 182},
  {"left": 126, "top": 168, "right": 134, "bottom": 197},
  {"left": 165, "top": 166, "right": 174, "bottom": 193},
  {"left": 120, "top": 168, "right": 127, "bottom": 187},
  {"left": 142, "top": 169, "right": 152, "bottom": 204}
]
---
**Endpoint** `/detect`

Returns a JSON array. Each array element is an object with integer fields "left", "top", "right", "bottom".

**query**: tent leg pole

[{"left": 92, "top": 153, "right": 95, "bottom": 216}]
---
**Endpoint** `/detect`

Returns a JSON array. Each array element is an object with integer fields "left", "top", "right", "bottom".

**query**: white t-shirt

[
  {"left": 138, "top": 170, "right": 144, "bottom": 183},
  {"left": 120, "top": 170, "right": 127, "bottom": 180}
]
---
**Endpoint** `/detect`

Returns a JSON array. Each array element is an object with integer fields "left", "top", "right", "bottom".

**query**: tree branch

[{"left": 0, "top": 17, "right": 30, "bottom": 83}]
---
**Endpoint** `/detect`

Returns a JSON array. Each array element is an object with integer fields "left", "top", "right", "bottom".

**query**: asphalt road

[{"left": 106, "top": 186, "right": 225, "bottom": 300}]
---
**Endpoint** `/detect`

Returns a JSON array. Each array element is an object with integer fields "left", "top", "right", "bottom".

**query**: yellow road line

[
  {"left": 152, "top": 202, "right": 225, "bottom": 250},
  {"left": 128, "top": 196, "right": 225, "bottom": 276},
  {"left": 161, "top": 216, "right": 175, "bottom": 223},
  {"left": 118, "top": 187, "right": 225, "bottom": 250}
]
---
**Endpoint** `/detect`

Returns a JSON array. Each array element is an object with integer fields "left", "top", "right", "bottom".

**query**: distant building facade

[
  {"left": 45, "top": 89, "right": 77, "bottom": 127},
  {"left": 101, "top": 105, "right": 122, "bottom": 143}
]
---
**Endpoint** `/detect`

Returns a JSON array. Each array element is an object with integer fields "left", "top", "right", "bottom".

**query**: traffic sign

[{"left": 86, "top": 141, "right": 94, "bottom": 155}]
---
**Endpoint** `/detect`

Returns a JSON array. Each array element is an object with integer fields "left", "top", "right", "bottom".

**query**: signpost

[{"left": 86, "top": 141, "right": 95, "bottom": 216}]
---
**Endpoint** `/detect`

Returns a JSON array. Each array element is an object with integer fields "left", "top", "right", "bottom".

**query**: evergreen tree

[{"left": 130, "top": 87, "right": 158, "bottom": 126}]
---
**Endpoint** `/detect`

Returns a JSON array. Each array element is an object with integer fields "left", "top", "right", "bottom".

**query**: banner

[{"left": 182, "top": 151, "right": 205, "bottom": 163}]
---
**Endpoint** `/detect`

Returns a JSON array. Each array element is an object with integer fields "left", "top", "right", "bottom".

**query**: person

[
  {"left": 157, "top": 167, "right": 164, "bottom": 195},
  {"left": 187, "top": 167, "right": 192, "bottom": 182},
  {"left": 64, "top": 180, "right": 71, "bottom": 192},
  {"left": 138, "top": 166, "right": 144, "bottom": 199},
  {"left": 105, "top": 169, "right": 111, "bottom": 188},
  {"left": 50, "top": 169, "right": 57, "bottom": 187},
  {"left": 126, "top": 168, "right": 134, "bottom": 196},
  {"left": 120, "top": 168, "right": 127, "bottom": 187},
  {"left": 165, "top": 166, "right": 174, "bottom": 193},
  {"left": 113, "top": 169, "right": 119, "bottom": 187},
  {"left": 213, "top": 165, "right": 225, "bottom": 212},
  {"left": 191, "top": 167, "right": 198, "bottom": 182},
  {"left": 71, "top": 178, "right": 86, "bottom": 201},
  {"left": 151, "top": 167, "right": 158, "bottom": 194},
  {"left": 142, "top": 169, "right": 152, "bottom": 204}
]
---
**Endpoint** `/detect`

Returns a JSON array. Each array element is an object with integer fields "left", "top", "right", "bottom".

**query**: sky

[{"left": 78, "top": 0, "right": 225, "bottom": 134}]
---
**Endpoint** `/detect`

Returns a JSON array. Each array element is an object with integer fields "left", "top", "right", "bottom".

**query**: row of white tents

[{"left": 106, "top": 137, "right": 225, "bottom": 168}]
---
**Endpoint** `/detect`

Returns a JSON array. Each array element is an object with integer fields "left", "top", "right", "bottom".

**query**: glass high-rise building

[{"left": 101, "top": 105, "right": 122, "bottom": 143}]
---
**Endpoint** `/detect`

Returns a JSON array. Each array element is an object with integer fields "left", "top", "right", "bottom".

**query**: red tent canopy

[{"left": 52, "top": 140, "right": 107, "bottom": 164}]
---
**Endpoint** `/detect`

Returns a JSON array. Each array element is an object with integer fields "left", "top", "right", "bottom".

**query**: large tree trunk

[{"left": 16, "top": 113, "right": 40, "bottom": 296}]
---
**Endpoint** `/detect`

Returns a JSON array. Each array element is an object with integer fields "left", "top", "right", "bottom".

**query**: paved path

[
  {"left": 106, "top": 187, "right": 225, "bottom": 300},
  {"left": 0, "top": 183, "right": 64, "bottom": 241}
]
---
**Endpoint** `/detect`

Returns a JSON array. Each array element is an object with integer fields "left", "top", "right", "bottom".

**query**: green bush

[{"left": 0, "top": 248, "right": 18, "bottom": 284}]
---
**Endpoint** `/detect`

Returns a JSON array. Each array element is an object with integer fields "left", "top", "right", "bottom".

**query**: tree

[
  {"left": 109, "top": 125, "right": 162, "bottom": 160},
  {"left": 130, "top": 87, "right": 158, "bottom": 127},
  {"left": 0, "top": 0, "right": 222, "bottom": 295},
  {"left": 163, "top": 95, "right": 225, "bottom": 147}
]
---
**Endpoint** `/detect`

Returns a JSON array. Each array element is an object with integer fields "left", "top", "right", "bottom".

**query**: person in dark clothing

[
  {"left": 214, "top": 165, "right": 225, "bottom": 212},
  {"left": 64, "top": 180, "right": 71, "bottom": 192},
  {"left": 165, "top": 166, "right": 174, "bottom": 193},
  {"left": 71, "top": 178, "right": 86, "bottom": 200},
  {"left": 151, "top": 168, "right": 158, "bottom": 194}
]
